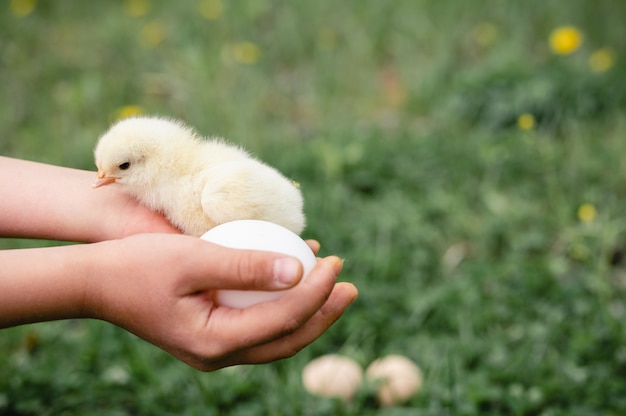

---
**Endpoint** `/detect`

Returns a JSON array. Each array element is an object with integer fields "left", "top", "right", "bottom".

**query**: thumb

[{"left": 187, "top": 242, "right": 304, "bottom": 292}]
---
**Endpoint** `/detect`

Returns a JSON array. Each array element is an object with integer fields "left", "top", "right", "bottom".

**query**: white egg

[
  {"left": 200, "top": 220, "right": 317, "bottom": 308},
  {"left": 365, "top": 355, "right": 423, "bottom": 406},
  {"left": 302, "top": 354, "right": 363, "bottom": 400}
]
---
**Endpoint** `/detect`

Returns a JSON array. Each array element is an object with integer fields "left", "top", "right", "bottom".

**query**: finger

[
  {"left": 197, "top": 256, "right": 343, "bottom": 359},
  {"left": 305, "top": 239, "right": 320, "bottom": 255},
  {"left": 183, "top": 241, "right": 305, "bottom": 293},
  {"left": 187, "top": 282, "right": 357, "bottom": 371},
  {"left": 223, "top": 282, "right": 358, "bottom": 367}
]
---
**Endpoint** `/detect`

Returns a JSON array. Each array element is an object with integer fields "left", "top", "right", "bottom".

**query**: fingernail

[
  {"left": 274, "top": 258, "right": 302, "bottom": 287},
  {"left": 332, "top": 257, "right": 345, "bottom": 276}
]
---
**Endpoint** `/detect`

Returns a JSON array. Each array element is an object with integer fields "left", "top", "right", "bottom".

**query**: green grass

[{"left": 2, "top": 0, "right": 626, "bottom": 414}]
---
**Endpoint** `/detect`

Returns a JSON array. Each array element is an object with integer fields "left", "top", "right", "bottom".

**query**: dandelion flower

[
  {"left": 317, "top": 27, "right": 338, "bottom": 49},
  {"left": 140, "top": 20, "right": 166, "bottom": 48},
  {"left": 549, "top": 26, "right": 583, "bottom": 55},
  {"left": 577, "top": 203, "right": 597, "bottom": 223},
  {"left": 232, "top": 42, "right": 261, "bottom": 64},
  {"left": 124, "top": 0, "right": 150, "bottom": 17},
  {"left": 589, "top": 48, "right": 615, "bottom": 73},
  {"left": 115, "top": 105, "right": 144, "bottom": 120},
  {"left": 472, "top": 23, "right": 497, "bottom": 47},
  {"left": 10, "top": 0, "right": 36, "bottom": 17},
  {"left": 517, "top": 113, "right": 536, "bottom": 131},
  {"left": 199, "top": 0, "right": 223, "bottom": 20}
]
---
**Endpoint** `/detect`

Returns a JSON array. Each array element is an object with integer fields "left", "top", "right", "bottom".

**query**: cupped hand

[{"left": 87, "top": 233, "right": 358, "bottom": 371}]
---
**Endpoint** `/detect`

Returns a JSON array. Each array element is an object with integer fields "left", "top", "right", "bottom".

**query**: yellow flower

[
  {"left": 577, "top": 203, "right": 597, "bottom": 223},
  {"left": 140, "top": 20, "right": 166, "bottom": 48},
  {"left": 589, "top": 48, "right": 615, "bottom": 73},
  {"left": 317, "top": 27, "right": 339, "bottom": 49},
  {"left": 10, "top": 0, "right": 36, "bottom": 17},
  {"left": 517, "top": 113, "right": 536, "bottom": 131},
  {"left": 124, "top": 0, "right": 150, "bottom": 17},
  {"left": 472, "top": 23, "right": 497, "bottom": 47},
  {"left": 549, "top": 26, "right": 583, "bottom": 55},
  {"left": 232, "top": 42, "right": 261, "bottom": 64},
  {"left": 199, "top": 0, "right": 223, "bottom": 20},
  {"left": 115, "top": 105, "right": 144, "bottom": 120}
]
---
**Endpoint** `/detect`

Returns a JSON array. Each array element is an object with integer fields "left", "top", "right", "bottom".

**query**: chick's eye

[{"left": 118, "top": 162, "right": 131, "bottom": 170}]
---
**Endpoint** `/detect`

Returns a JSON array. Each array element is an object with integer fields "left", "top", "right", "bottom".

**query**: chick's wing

[{"left": 199, "top": 159, "right": 305, "bottom": 233}]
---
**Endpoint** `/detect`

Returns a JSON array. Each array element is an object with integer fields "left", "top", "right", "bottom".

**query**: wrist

[
  {"left": 78, "top": 240, "right": 123, "bottom": 322},
  {"left": 0, "top": 244, "right": 96, "bottom": 328}
]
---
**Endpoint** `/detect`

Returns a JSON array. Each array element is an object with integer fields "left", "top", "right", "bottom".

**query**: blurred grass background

[{"left": 2, "top": 0, "right": 626, "bottom": 414}]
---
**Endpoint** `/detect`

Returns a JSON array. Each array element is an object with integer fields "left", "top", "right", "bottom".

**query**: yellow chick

[{"left": 93, "top": 116, "right": 305, "bottom": 236}]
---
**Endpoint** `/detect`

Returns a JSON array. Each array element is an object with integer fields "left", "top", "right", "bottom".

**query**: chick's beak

[{"left": 92, "top": 169, "right": 116, "bottom": 189}]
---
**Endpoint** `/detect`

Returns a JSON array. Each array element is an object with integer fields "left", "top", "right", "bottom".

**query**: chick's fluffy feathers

[{"left": 94, "top": 116, "right": 305, "bottom": 236}]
